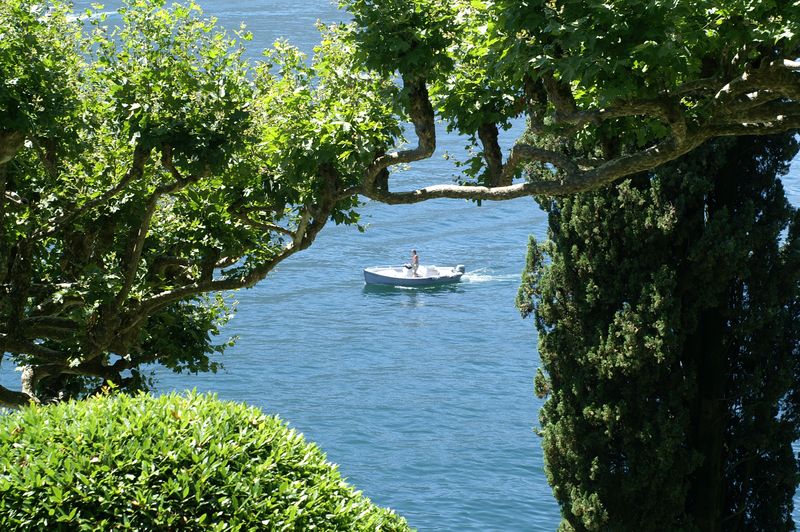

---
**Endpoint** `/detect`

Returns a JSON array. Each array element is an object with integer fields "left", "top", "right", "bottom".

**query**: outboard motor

[{"left": 456, "top": 265, "right": 466, "bottom": 274}]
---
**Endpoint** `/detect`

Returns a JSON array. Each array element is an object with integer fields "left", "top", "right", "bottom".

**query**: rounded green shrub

[{"left": 0, "top": 392, "right": 411, "bottom": 531}]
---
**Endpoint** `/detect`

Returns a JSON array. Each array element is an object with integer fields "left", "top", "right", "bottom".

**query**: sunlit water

[{"left": 2, "top": 1, "right": 800, "bottom": 530}]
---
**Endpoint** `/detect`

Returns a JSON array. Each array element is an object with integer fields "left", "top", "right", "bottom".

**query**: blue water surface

[{"left": 4, "top": 1, "right": 800, "bottom": 530}]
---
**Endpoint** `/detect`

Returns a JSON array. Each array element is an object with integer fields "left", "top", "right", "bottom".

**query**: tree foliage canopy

[
  {"left": 1, "top": 0, "right": 799, "bottom": 406},
  {"left": 517, "top": 133, "right": 800, "bottom": 531}
]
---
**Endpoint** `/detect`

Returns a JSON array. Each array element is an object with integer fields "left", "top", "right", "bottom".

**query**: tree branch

[
  {"left": 14, "top": 354, "right": 130, "bottom": 404},
  {"left": 673, "top": 77, "right": 723, "bottom": 96},
  {"left": 37, "top": 143, "right": 150, "bottom": 239},
  {"left": 477, "top": 122, "right": 506, "bottom": 187},
  {"left": 3, "top": 191, "right": 26, "bottom": 206},
  {"left": 0, "top": 316, "right": 80, "bottom": 340},
  {"left": 725, "top": 90, "right": 782, "bottom": 114},
  {"left": 364, "top": 75, "right": 436, "bottom": 190},
  {"left": 0, "top": 163, "right": 8, "bottom": 286},
  {"left": 362, "top": 133, "right": 696, "bottom": 202},
  {"left": 114, "top": 146, "right": 211, "bottom": 306},
  {"left": 707, "top": 116, "right": 800, "bottom": 137},
  {"left": 0, "top": 130, "right": 25, "bottom": 165},
  {"left": 542, "top": 73, "right": 689, "bottom": 142},
  {"left": 233, "top": 211, "right": 295, "bottom": 236},
  {"left": 542, "top": 73, "right": 578, "bottom": 120},
  {"left": 30, "top": 137, "right": 59, "bottom": 179},
  {"left": 714, "top": 59, "right": 800, "bottom": 107},
  {"left": 0, "top": 335, "right": 69, "bottom": 361},
  {"left": 292, "top": 208, "right": 312, "bottom": 247},
  {"left": 357, "top": 56, "right": 800, "bottom": 206},
  {"left": 215, "top": 256, "right": 240, "bottom": 269},
  {"left": 130, "top": 165, "right": 340, "bottom": 323},
  {"left": 716, "top": 101, "right": 800, "bottom": 125},
  {"left": 0, "top": 383, "right": 33, "bottom": 409},
  {"left": 149, "top": 255, "right": 190, "bottom": 276},
  {"left": 156, "top": 145, "right": 211, "bottom": 195}
]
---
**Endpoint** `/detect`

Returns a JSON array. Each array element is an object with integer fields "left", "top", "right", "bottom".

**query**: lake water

[{"left": 5, "top": 1, "right": 800, "bottom": 530}]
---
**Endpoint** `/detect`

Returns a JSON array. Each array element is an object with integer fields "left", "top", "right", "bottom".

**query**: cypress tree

[{"left": 518, "top": 134, "right": 800, "bottom": 531}]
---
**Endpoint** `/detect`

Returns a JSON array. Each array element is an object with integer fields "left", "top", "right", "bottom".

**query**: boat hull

[{"left": 363, "top": 265, "right": 465, "bottom": 287}]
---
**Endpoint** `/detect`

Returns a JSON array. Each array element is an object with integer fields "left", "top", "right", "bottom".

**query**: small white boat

[{"left": 363, "top": 264, "right": 466, "bottom": 287}]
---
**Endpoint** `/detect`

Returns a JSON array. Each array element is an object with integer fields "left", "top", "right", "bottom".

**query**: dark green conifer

[{"left": 518, "top": 134, "right": 800, "bottom": 531}]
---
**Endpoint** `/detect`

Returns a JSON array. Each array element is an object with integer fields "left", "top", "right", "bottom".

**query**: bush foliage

[{"left": 0, "top": 392, "right": 411, "bottom": 531}]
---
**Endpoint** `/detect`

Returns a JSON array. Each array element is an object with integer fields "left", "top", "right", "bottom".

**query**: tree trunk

[
  {"left": 0, "top": 163, "right": 7, "bottom": 283},
  {"left": 477, "top": 122, "right": 505, "bottom": 186},
  {"left": 0, "top": 130, "right": 25, "bottom": 165},
  {"left": 687, "top": 307, "right": 727, "bottom": 532}
]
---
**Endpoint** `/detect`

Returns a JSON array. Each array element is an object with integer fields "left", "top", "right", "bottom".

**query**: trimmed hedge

[{"left": 0, "top": 392, "right": 411, "bottom": 531}]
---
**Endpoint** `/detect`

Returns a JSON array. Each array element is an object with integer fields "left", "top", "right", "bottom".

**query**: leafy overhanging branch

[{"left": 358, "top": 58, "right": 800, "bottom": 203}]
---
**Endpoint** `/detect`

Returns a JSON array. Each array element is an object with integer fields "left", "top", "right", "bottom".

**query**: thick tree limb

[
  {"left": 0, "top": 335, "right": 69, "bottom": 361},
  {"left": 725, "top": 91, "right": 782, "bottom": 114},
  {"left": 716, "top": 101, "right": 800, "bottom": 125},
  {"left": 707, "top": 118, "right": 800, "bottom": 138},
  {"left": 21, "top": 316, "right": 80, "bottom": 330},
  {"left": 714, "top": 59, "right": 800, "bottom": 106},
  {"left": 0, "top": 383, "right": 33, "bottom": 409},
  {"left": 76, "top": 356, "right": 129, "bottom": 383},
  {"left": 362, "top": 111, "right": 800, "bottom": 203},
  {"left": 21, "top": 364, "right": 58, "bottom": 398},
  {"left": 0, "top": 316, "right": 80, "bottom": 340},
  {"left": 7, "top": 237, "right": 34, "bottom": 338},
  {"left": 17, "top": 357, "right": 126, "bottom": 403},
  {"left": 505, "top": 144, "right": 580, "bottom": 178},
  {"left": 542, "top": 73, "right": 578, "bottom": 119},
  {"left": 523, "top": 75, "right": 549, "bottom": 130},
  {"left": 674, "top": 77, "right": 723, "bottom": 96}
]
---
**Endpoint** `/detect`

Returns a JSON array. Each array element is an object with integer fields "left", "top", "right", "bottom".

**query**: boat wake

[{"left": 462, "top": 268, "right": 521, "bottom": 284}]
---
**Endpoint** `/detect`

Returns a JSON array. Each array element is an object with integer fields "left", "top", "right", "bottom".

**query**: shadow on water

[{"left": 361, "top": 283, "right": 466, "bottom": 298}]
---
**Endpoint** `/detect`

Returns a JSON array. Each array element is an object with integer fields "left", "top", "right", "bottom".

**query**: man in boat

[{"left": 410, "top": 249, "right": 419, "bottom": 276}]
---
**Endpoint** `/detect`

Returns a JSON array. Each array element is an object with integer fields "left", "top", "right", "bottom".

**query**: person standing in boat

[{"left": 410, "top": 249, "right": 420, "bottom": 276}]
